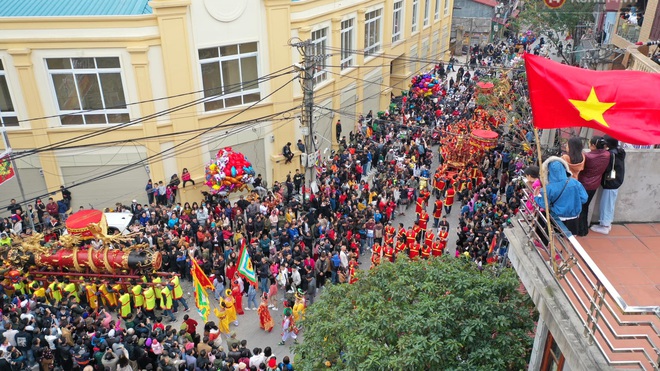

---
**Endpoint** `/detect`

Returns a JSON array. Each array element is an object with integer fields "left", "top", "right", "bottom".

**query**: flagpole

[
  {"left": 533, "top": 128, "right": 558, "bottom": 275},
  {"left": 1, "top": 128, "right": 34, "bottom": 232}
]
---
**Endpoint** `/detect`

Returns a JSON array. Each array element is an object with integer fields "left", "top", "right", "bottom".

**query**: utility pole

[
  {"left": 291, "top": 39, "right": 317, "bottom": 209},
  {"left": 1, "top": 128, "right": 35, "bottom": 232}
]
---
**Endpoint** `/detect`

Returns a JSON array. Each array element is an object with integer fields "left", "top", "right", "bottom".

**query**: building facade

[{"left": 0, "top": 0, "right": 453, "bottom": 210}]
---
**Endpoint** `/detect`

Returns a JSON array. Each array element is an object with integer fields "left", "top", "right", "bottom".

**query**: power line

[
  {"left": 12, "top": 65, "right": 295, "bottom": 125},
  {"left": 1, "top": 77, "right": 299, "bottom": 210},
  {"left": 10, "top": 67, "right": 296, "bottom": 160}
]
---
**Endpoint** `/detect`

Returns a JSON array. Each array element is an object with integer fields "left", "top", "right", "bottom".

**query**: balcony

[
  {"left": 507, "top": 187, "right": 660, "bottom": 370},
  {"left": 616, "top": 20, "right": 642, "bottom": 44},
  {"left": 627, "top": 48, "right": 660, "bottom": 73}
]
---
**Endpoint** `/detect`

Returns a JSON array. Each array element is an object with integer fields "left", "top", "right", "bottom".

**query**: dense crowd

[{"left": 0, "top": 37, "right": 628, "bottom": 371}]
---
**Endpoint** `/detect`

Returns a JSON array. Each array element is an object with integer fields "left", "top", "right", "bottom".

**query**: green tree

[
  {"left": 512, "top": 1, "right": 595, "bottom": 63},
  {"left": 294, "top": 257, "right": 537, "bottom": 370}
]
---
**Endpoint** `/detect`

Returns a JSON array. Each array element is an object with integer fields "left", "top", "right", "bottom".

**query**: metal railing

[
  {"left": 616, "top": 21, "right": 642, "bottom": 44},
  {"left": 516, "top": 187, "right": 660, "bottom": 370}
]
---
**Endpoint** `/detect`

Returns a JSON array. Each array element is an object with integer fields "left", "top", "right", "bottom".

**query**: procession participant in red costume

[
  {"left": 425, "top": 229, "right": 435, "bottom": 249},
  {"left": 396, "top": 223, "right": 407, "bottom": 244},
  {"left": 415, "top": 196, "right": 425, "bottom": 216},
  {"left": 431, "top": 238, "right": 444, "bottom": 257},
  {"left": 384, "top": 222, "right": 396, "bottom": 245},
  {"left": 444, "top": 185, "right": 456, "bottom": 215},
  {"left": 418, "top": 210, "right": 430, "bottom": 240},
  {"left": 433, "top": 198, "right": 443, "bottom": 229},
  {"left": 438, "top": 226, "right": 449, "bottom": 252},
  {"left": 232, "top": 277, "right": 245, "bottom": 315},
  {"left": 433, "top": 170, "right": 445, "bottom": 198},
  {"left": 383, "top": 244, "right": 396, "bottom": 262},
  {"left": 395, "top": 238, "right": 407, "bottom": 256},
  {"left": 371, "top": 242, "right": 382, "bottom": 267},
  {"left": 421, "top": 243, "right": 431, "bottom": 259},
  {"left": 348, "top": 257, "right": 359, "bottom": 284},
  {"left": 409, "top": 241, "right": 421, "bottom": 260},
  {"left": 405, "top": 225, "right": 417, "bottom": 247}
]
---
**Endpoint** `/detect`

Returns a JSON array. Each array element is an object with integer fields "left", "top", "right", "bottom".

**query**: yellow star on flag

[{"left": 568, "top": 87, "right": 615, "bottom": 127}]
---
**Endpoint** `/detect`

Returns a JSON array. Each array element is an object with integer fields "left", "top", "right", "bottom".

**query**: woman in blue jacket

[{"left": 534, "top": 156, "right": 588, "bottom": 236}]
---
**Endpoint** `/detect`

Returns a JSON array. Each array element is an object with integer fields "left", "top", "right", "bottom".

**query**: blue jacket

[{"left": 535, "top": 157, "right": 587, "bottom": 219}]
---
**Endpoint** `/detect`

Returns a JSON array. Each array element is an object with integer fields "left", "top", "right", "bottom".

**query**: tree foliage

[
  {"left": 294, "top": 257, "right": 538, "bottom": 371},
  {"left": 512, "top": 1, "right": 595, "bottom": 62}
]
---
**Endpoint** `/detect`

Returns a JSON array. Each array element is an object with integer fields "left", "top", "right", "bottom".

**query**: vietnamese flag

[{"left": 524, "top": 54, "right": 660, "bottom": 145}]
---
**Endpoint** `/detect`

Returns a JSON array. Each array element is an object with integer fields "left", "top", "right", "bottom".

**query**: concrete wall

[
  {"left": 504, "top": 225, "right": 612, "bottom": 371},
  {"left": 591, "top": 149, "right": 660, "bottom": 224}
]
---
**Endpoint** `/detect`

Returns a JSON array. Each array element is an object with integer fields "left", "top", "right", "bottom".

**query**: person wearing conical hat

[{"left": 279, "top": 307, "right": 298, "bottom": 346}]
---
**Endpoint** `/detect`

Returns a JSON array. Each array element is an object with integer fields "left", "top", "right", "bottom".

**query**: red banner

[{"left": 0, "top": 151, "right": 15, "bottom": 187}]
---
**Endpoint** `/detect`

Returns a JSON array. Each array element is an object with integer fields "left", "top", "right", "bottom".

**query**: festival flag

[
  {"left": 524, "top": 53, "right": 660, "bottom": 145},
  {"left": 0, "top": 150, "right": 16, "bottom": 187},
  {"left": 486, "top": 235, "right": 498, "bottom": 264},
  {"left": 237, "top": 239, "right": 258, "bottom": 287},
  {"left": 190, "top": 258, "right": 214, "bottom": 321}
]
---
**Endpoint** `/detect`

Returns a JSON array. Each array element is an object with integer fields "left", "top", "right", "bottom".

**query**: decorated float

[{"left": 0, "top": 209, "right": 169, "bottom": 288}]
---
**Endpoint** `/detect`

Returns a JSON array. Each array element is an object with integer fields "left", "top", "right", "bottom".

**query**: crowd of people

[{"left": 0, "top": 36, "right": 628, "bottom": 371}]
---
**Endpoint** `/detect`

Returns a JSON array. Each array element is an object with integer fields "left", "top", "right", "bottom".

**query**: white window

[
  {"left": 434, "top": 0, "right": 440, "bottom": 20},
  {"left": 0, "top": 60, "right": 18, "bottom": 128},
  {"left": 392, "top": 1, "right": 403, "bottom": 43},
  {"left": 364, "top": 9, "right": 383, "bottom": 57},
  {"left": 199, "top": 42, "right": 260, "bottom": 112},
  {"left": 423, "top": 0, "right": 430, "bottom": 27},
  {"left": 412, "top": 0, "right": 419, "bottom": 33},
  {"left": 444, "top": 0, "right": 450, "bottom": 16},
  {"left": 340, "top": 19, "right": 355, "bottom": 70},
  {"left": 47, "top": 57, "right": 128, "bottom": 125},
  {"left": 311, "top": 28, "right": 329, "bottom": 85}
]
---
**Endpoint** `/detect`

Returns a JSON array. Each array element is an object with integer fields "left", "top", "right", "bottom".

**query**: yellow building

[{"left": 0, "top": 0, "right": 452, "bottom": 210}]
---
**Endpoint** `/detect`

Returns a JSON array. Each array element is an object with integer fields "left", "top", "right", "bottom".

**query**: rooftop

[{"left": 0, "top": 0, "right": 152, "bottom": 17}]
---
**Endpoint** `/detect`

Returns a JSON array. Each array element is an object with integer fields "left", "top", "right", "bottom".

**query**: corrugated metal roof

[{"left": 0, "top": 0, "right": 152, "bottom": 17}]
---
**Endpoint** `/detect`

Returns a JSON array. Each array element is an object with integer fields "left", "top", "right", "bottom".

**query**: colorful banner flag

[
  {"left": 191, "top": 258, "right": 214, "bottom": 290},
  {"left": 237, "top": 239, "right": 258, "bottom": 287},
  {"left": 190, "top": 258, "right": 214, "bottom": 322},
  {"left": 524, "top": 53, "right": 660, "bottom": 145},
  {"left": 0, "top": 151, "right": 15, "bottom": 187}
]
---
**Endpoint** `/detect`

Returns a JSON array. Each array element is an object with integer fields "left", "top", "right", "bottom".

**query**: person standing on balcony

[
  {"left": 591, "top": 135, "right": 626, "bottom": 235},
  {"left": 576, "top": 136, "right": 610, "bottom": 236},
  {"left": 561, "top": 136, "right": 585, "bottom": 179},
  {"left": 535, "top": 156, "right": 588, "bottom": 236}
]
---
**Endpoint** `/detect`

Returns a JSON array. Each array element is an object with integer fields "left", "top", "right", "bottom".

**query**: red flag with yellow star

[{"left": 524, "top": 54, "right": 660, "bottom": 145}]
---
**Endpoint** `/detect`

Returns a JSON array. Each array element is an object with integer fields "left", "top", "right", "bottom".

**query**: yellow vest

[
  {"left": 160, "top": 286, "right": 173, "bottom": 310},
  {"left": 64, "top": 283, "right": 79, "bottom": 301},
  {"left": 34, "top": 287, "right": 46, "bottom": 298},
  {"left": 171, "top": 276, "right": 183, "bottom": 300},
  {"left": 131, "top": 285, "right": 144, "bottom": 308},
  {"left": 143, "top": 287, "right": 156, "bottom": 311},
  {"left": 49, "top": 282, "right": 62, "bottom": 302},
  {"left": 119, "top": 293, "right": 131, "bottom": 318},
  {"left": 85, "top": 284, "right": 99, "bottom": 309},
  {"left": 153, "top": 278, "right": 162, "bottom": 300}
]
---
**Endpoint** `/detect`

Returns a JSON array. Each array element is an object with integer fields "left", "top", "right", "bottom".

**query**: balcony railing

[
  {"left": 628, "top": 48, "right": 660, "bottom": 73},
  {"left": 616, "top": 21, "right": 642, "bottom": 44},
  {"left": 516, "top": 187, "right": 660, "bottom": 370}
]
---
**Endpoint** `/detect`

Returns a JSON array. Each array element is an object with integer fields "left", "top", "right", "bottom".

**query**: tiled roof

[{"left": 0, "top": 0, "right": 152, "bottom": 17}]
